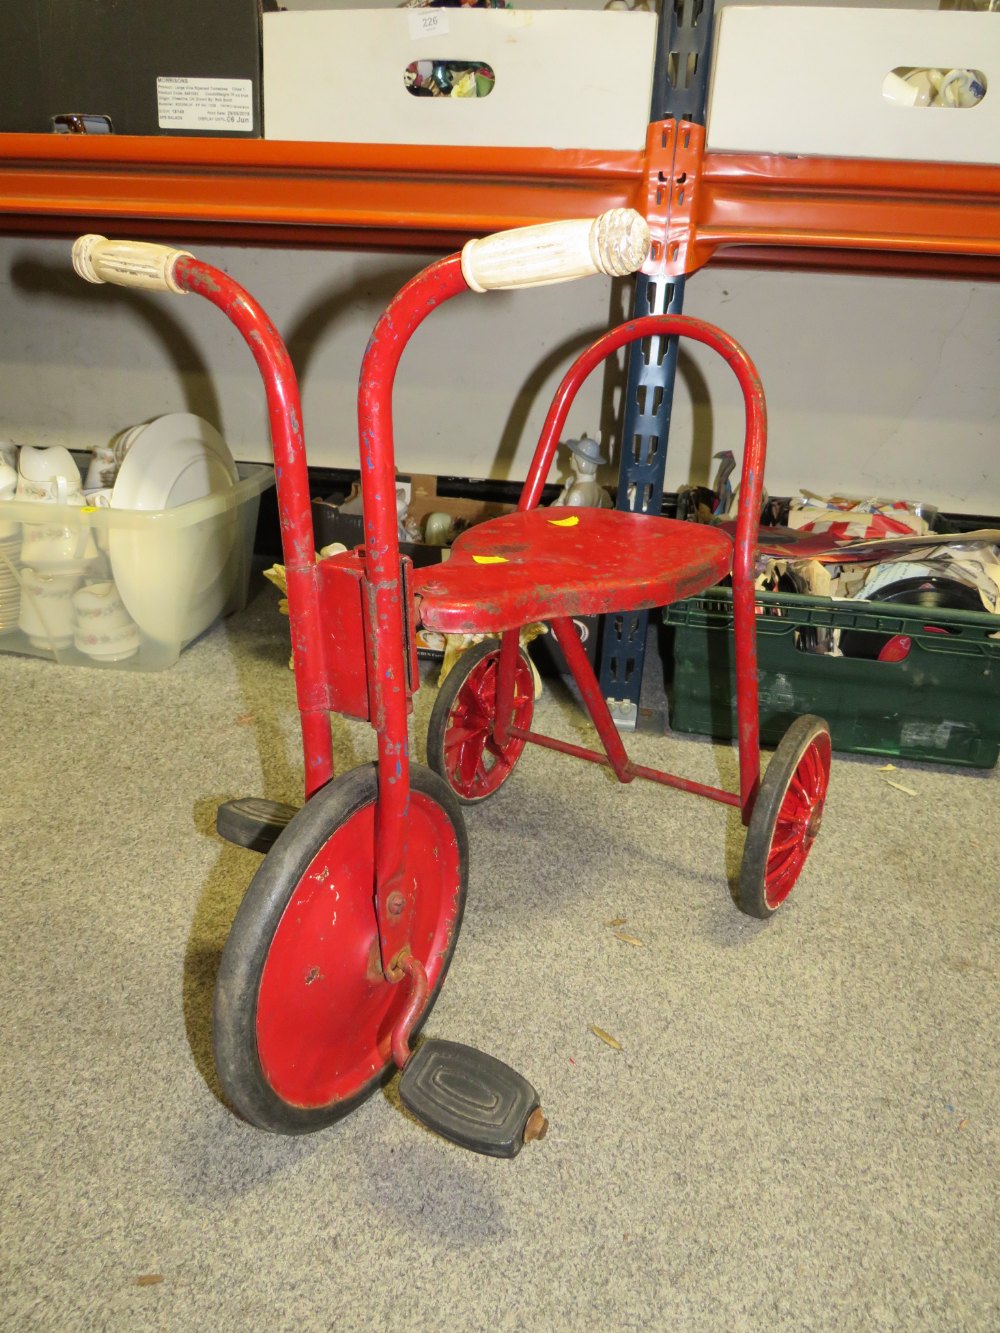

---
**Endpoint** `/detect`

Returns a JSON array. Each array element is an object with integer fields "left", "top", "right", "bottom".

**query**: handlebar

[
  {"left": 72, "top": 235, "right": 192, "bottom": 293},
  {"left": 72, "top": 207, "right": 650, "bottom": 298},
  {"left": 461, "top": 208, "right": 649, "bottom": 292}
]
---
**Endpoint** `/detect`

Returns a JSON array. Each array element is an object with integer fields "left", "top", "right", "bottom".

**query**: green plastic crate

[{"left": 663, "top": 588, "right": 1000, "bottom": 769}]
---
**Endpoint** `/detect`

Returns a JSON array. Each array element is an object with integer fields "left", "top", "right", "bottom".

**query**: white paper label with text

[
  {"left": 408, "top": 9, "right": 449, "bottom": 41},
  {"left": 157, "top": 77, "right": 254, "bottom": 132}
]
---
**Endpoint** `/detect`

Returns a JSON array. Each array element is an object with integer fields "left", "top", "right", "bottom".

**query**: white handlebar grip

[
  {"left": 461, "top": 208, "right": 650, "bottom": 293},
  {"left": 72, "top": 235, "right": 193, "bottom": 294}
]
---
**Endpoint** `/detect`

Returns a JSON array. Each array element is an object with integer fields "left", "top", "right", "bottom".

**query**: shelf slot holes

[
  {"left": 666, "top": 50, "right": 699, "bottom": 91},
  {"left": 673, "top": 0, "right": 706, "bottom": 24}
]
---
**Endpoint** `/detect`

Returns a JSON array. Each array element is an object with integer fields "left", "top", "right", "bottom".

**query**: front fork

[{"left": 353, "top": 554, "right": 424, "bottom": 992}]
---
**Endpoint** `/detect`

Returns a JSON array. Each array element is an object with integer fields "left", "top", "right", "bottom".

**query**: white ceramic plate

[
  {"left": 109, "top": 416, "right": 239, "bottom": 646},
  {"left": 111, "top": 415, "right": 238, "bottom": 510}
]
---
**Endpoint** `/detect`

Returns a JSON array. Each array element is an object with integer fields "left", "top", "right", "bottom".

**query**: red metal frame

[
  {"left": 357, "top": 260, "right": 767, "bottom": 823},
  {"left": 171, "top": 245, "right": 769, "bottom": 983},
  {"left": 172, "top": 255, "right": 333, "bottom": 798}
]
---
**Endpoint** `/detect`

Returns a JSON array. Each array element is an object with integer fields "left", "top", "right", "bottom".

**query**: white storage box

[
  {"left": 262, "top": 8, "right": 657, "bottom": 150},
  {"left": 707, "top": 7, "right": 1000, "bottom": 166},
  {"left": 0, "top": 463, "right": 274, "bottom": 671}
]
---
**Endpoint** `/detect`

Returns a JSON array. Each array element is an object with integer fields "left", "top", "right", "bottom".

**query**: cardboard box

[
  {"left": 0, "top": 1, "right": 264, "bottom": 137},
  {"left": 707, "top": 7, "right": 1000, "bottom": 166},
  {"left": 311, "top": 499, "right": 443, "bottom": 573},
  {"left": 263, "top": 8, "right": 657, "bottom": 150},
  {"left": 404, "top": 474, "right": 514, "bottom": 530}
]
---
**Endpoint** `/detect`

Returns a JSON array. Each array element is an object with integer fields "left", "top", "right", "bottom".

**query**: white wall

[{"left": 0, "top": 233, "right": 996, "bottom": 514}]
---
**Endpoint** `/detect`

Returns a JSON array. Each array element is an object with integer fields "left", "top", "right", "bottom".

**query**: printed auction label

[{"left": 156, "top": 77, "right": 254, "bottom": 132}]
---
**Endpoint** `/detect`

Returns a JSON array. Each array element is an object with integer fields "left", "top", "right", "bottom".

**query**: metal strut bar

[{"left": 597, "top": 0, "right": 717, "bottom": 731}]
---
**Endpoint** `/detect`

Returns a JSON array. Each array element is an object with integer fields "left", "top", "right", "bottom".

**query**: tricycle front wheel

[{"left": 212, "top": 763, "right": 468, "bottom": 1133}]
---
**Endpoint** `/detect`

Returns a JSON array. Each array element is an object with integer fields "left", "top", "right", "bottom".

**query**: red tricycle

[{"left": 73, "top": 212, "right": 830, "bottom": 1158}]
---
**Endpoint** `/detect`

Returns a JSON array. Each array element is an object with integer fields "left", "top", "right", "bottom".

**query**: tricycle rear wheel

[
  {"left": 738, "top": 715, "right": 831, "bottom": 919},
  {"left": 213, "top": 763, "right": 468, "bottom": 1133},
  {"left": 427, "top": 639, "right": 534, "bottom": 804}
]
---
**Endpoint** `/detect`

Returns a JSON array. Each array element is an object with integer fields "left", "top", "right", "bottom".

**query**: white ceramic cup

[
  {"left": 16, "top": 443, "right": 86, "bottom": 507},
  {"left": 83, "top": 447, "right": 118, "bottom": 491},
  {"left": 72, "top": 580, "right": 132, "bottom": 627},
  {"left": 15, "top": 473, "right": 84, "bottom": 505},
  {"left": 74, "top": 621, "right": 140, "bottom": 661},
  {"left": 112, "top": 424, "right": 146, "bottom": 467},
  {"left": 901, "top": 67, "right": 944, "bottom": 108},
  {"left": 17, "top": 453, "right": 91, "bottom": 572},
  {"left": 18, "top": 568, "right": 82, "bottom": 649},
  {"left": 882, "top": 71, "right": 921, "bottom": 108},
  {"left": 81, "top": 489, "right": 115, "bottom": 554},
  {"left": 18, "top": 443, "right": 82, "bottom": 489},
  {"left": 0, "top": 461, "right": 18, "bottom": 541},
  {"left": 72, "top": 580, "right": 140, "bottom": 660},
  {"left": 20, "top": 517, "right": 99, "bottom": 574}
]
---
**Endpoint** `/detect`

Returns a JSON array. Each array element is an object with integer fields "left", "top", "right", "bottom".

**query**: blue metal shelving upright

[{"left": 597, "top": 0, "right": 716, "bottom": 729}]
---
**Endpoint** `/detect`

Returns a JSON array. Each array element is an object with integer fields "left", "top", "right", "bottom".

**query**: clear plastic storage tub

[{"left": 0, "top": 463, "right": 274, "bottom": 671}]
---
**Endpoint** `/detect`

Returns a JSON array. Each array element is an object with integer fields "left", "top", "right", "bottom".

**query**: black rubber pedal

[
  {"left": 399, "top": 1038, "right": 545, "bottom": 1159},
  {"left": 216, "top": 797, "right": 298, "bottom": 852}
]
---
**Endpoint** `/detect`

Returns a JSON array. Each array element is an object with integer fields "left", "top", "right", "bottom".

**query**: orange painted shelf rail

[{"left": 1, "top": 122, "right": 999, "bottom": 277}]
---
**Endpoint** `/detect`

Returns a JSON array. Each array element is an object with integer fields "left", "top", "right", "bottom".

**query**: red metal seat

[{"left": 414, "top": 507, "right": 733, "bottom": 635}]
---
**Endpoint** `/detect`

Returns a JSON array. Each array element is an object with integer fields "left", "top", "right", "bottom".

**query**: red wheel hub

[
  {"left": 255, "top": 791, "right": 462, "bottom": 1108},
  {"left": 764, "top": 734, "right": 831, "bottom": 911},
  {"left": 443, "top": 650, "right": 533, "bottom": 799}
]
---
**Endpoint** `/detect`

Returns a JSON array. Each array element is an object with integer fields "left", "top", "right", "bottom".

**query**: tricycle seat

[{"left": 413, "top": 508, "right": 733, "bottom": 635}]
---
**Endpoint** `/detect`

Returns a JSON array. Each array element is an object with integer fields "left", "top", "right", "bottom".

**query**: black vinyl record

[{"left": 840, "top": 575, "right": 983, "bottom": 660}]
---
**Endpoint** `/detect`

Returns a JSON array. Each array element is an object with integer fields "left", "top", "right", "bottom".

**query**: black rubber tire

[
  {"left": 738, "top": 714, "right": 831, "bottom": 920},
  {"left": 212, "top": 763, "right": 468, "bottom": 1134},
  {"left": 427, "top": 638, "right": 534, "bottom": 805}
]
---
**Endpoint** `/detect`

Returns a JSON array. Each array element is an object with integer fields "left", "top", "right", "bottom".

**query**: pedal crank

[
  {"left": 392, "top": 953, "right": 546, "bottom": 1159},
  {"left": 216, "top": 797, "right": 299, "bottom": 851}
]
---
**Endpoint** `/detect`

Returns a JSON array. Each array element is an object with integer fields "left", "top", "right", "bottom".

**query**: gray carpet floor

[{"left": 1, "top": 575, "right": 996, "bottom": 1331}]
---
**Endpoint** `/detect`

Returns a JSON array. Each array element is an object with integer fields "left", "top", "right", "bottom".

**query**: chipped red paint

[
  {"left": 390, "top": 952, "right": 430, "bottom": 1070},
  {"left": 255, "top": 789, "right": 463, "bottom": 1109},
  {"left": 551, "top": 617, "right": 632, "bottom": 780},
  {"left": 509, "top": 727, "right": 742, "bottom": 808},
  {"left": 509, "top": 310, "right": 765, "bottom": 816},
  {"left": 517, "top": 314, "right": 765, "bottom": 516},
  {"left": 358, "top": 257, "right": 468, "bottom": 965},
  {"left": 180, "top": 236, "right": 772, "bottom": 996},
  {"left": 316, "top": 549, "right": 371, "bottom": 721},
  {"left": 173, "top": 255, "right": 333, "bottom": 796},
  {"left": 414, "top": 510, "right": 733, "bottom": 633},
  {"left": 360, "top": 278, "right": 768, "bottom": 861}
]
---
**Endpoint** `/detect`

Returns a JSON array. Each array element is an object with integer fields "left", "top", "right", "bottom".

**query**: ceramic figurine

[
  {"left": 397, "top": 487, "right": 422, "bottom": 542},
  {"left": 550, "top": 435, "right": 613, "bottom": 509}
]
